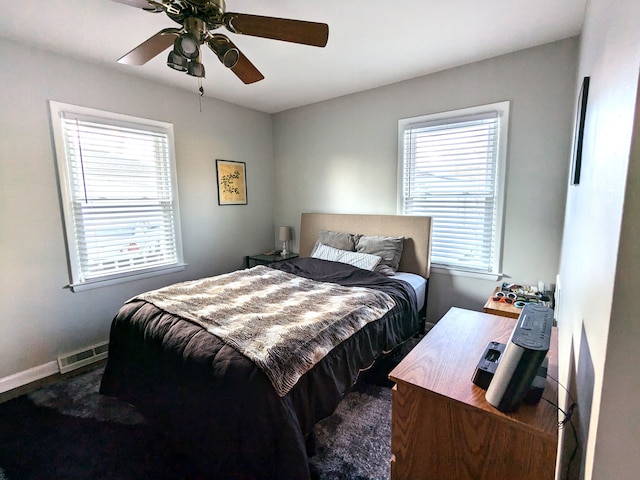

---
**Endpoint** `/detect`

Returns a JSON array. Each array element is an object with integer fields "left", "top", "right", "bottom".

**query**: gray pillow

[
  {"left": 311, "top": 230, "right": 360, "bottom": 255},
  {"left": 356, "top": 235, "right": 404, "bottom": 276}
]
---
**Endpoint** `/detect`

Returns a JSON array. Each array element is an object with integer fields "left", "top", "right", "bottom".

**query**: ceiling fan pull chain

[{"left": 198, "top": 78, "right": 204, "bottom": 112}]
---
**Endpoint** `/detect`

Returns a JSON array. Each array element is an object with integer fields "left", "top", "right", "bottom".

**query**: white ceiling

[{"left": 0, "top": 0, "right": 586, "bottom": 113}]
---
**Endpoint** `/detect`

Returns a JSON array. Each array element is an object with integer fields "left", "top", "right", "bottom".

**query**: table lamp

[{"left": 279, "top": 226, "right": 292, "bottom": 255}]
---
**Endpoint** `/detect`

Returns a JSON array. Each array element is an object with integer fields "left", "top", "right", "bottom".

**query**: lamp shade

[
  {"left": 209, "top": 37, "right": 240, "bottom": 68},
  {"left": 187, "top": 60, "right": 205, "bottom": 78},
  {"left": 175, "top": 33, "right": 200, "bottom": 60},
  {"left": 167, "top": 50, "right": 188, "bottom": 71},
  {"left": 279, "top": 226, "right": 293, "bottom": 242}
]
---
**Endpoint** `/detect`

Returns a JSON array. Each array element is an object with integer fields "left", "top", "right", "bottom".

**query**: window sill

[
  {"left": 68, "top": 264, "right": 187, "bottom": 292},
  {"left": 431, "top": 266, "right": 502, "bottom": 281}
]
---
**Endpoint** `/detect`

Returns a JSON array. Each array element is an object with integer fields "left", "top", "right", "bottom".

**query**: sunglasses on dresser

[{"left": 492, "top": 291, "right": 517, "bottom": 304}]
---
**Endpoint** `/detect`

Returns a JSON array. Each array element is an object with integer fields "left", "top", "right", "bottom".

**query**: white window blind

[
  {"left": 399, "top": 102, "right": 509, "bottom": 275},
  {"left": 50, "top": 102, "right": 184, "bottom": 291}
]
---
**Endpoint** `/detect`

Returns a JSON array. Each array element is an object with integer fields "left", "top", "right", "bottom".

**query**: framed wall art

[
  {"left": 570, "top": 76, "right": 590, "bottom": 185},
  {"left": 216, "top": 159, "right": 247, "bottom": 205}
]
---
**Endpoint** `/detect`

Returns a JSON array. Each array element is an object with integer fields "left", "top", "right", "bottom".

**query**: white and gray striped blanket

[{"left": 129, "top": 265, "right": 394, "bottom": 396}]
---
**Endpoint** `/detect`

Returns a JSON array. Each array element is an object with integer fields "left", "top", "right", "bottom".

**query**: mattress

[{"left": 392, "top": 271, "right": 427, "bottom": 311}]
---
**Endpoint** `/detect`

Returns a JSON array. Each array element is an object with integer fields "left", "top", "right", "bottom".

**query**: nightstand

[{"left": 245, "top": 253, "right": 299, "bottom": 268}]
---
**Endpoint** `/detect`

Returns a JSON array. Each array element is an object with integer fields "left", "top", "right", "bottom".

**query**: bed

[{"left": 100, "top": 213, "right": 432, "bottom": 479}]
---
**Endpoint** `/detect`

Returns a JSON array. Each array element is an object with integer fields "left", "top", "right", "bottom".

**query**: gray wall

[
  {"left": 273, "top": 38, "right": 578, "bottom": 325},
  {"left": 557, "top": 0, "right": 640, "bottom": 478},
  {"left": 0, "top": 39, "right": 275, "bottom": 380}
]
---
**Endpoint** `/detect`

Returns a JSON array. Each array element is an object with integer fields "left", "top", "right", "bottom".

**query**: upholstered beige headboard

[{"left": 299, "top": 213, "right": 432, "bottom": 279}]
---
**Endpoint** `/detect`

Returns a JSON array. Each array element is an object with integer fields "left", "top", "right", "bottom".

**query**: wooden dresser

[{"left": 389, "top": 307, "right": 558, "bottom": 480}]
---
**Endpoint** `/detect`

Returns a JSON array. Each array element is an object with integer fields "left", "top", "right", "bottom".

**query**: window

[
  {"left": 398, "top": 102, "right": 509, "bottom": 277},
  {"left": 50, "top": 102, "right": 184, "bottom": 291}
]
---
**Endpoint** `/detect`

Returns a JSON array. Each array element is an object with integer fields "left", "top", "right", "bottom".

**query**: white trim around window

[
  {"left": 49, "top": 101, "right": 185, "bottom": 292},
  {"left": 398, "top": 101, "right": 510, "bottom": 279}
]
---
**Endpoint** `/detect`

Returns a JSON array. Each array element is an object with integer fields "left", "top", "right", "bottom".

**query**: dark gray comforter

[{"left": 100, "top": 257, "right": 419, "bottom": 479}]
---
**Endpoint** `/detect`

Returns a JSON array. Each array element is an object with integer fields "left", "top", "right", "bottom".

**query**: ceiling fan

[{"left": 113, "top": 0, "right": 329, "bottom": 84}]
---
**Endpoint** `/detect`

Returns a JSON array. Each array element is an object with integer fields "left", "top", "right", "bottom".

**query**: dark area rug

[{"left": 0, "top": 340, "right": 418, "bottom": 480}]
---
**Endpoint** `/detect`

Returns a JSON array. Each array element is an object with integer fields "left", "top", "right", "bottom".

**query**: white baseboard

[{"left": 0, "top": 361, "right": 59, "bottom": 394}]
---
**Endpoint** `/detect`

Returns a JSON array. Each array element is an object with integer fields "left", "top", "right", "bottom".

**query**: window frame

[
  {"left": 397, "top": 101, "right": 510, "bottom": 279},
  {"left": 50, "top": 101, "right": 185, "bottom": 292}
]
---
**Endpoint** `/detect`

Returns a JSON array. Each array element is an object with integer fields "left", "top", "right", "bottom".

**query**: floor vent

[{"left": 57, "top": 341, "right": 109, "bottom": 374}]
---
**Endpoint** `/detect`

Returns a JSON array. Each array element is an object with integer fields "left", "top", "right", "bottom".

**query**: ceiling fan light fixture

[
  {"left": 167, "top": 50, "right": 188, "bottom": 71},
  {"left": 175, "top": 33, "right": 200, "bottom": 59},
  {"left": 219, "top": 46, "right": 239, "bottom": 69},
  {"left": 187, "top": 60, "right": 206, "bottom": 78},
  {"left": 209, "top": 39, "right": 239, "bottom": 69}
]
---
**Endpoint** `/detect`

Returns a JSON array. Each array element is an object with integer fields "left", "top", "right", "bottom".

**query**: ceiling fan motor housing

[
  {"left": 185, "top": 0, "right": 223, "bottom": 7},
  {"left": 183, "top": 16, "right": 207, "bottom": 40},
  {"left": 165, "top": 0, "right": 225, "bottom": 27}
]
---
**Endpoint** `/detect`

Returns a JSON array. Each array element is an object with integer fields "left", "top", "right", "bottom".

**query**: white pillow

[{"left": 311, "top": 243, "right": 382, "bottom": 271}]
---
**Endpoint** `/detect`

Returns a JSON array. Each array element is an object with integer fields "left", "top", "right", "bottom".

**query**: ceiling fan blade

[
  {"left": 231, "top": 51, "right": 265, "bottom": 84},
  {"left": 118, "top": 28, "right": 180, "bottom": 66},
  {"left": 207, "top": 36, "right": 264, "bottom": 84},
  {"left": 223, "top": 13, "right": 329, "bottom": 47}
]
